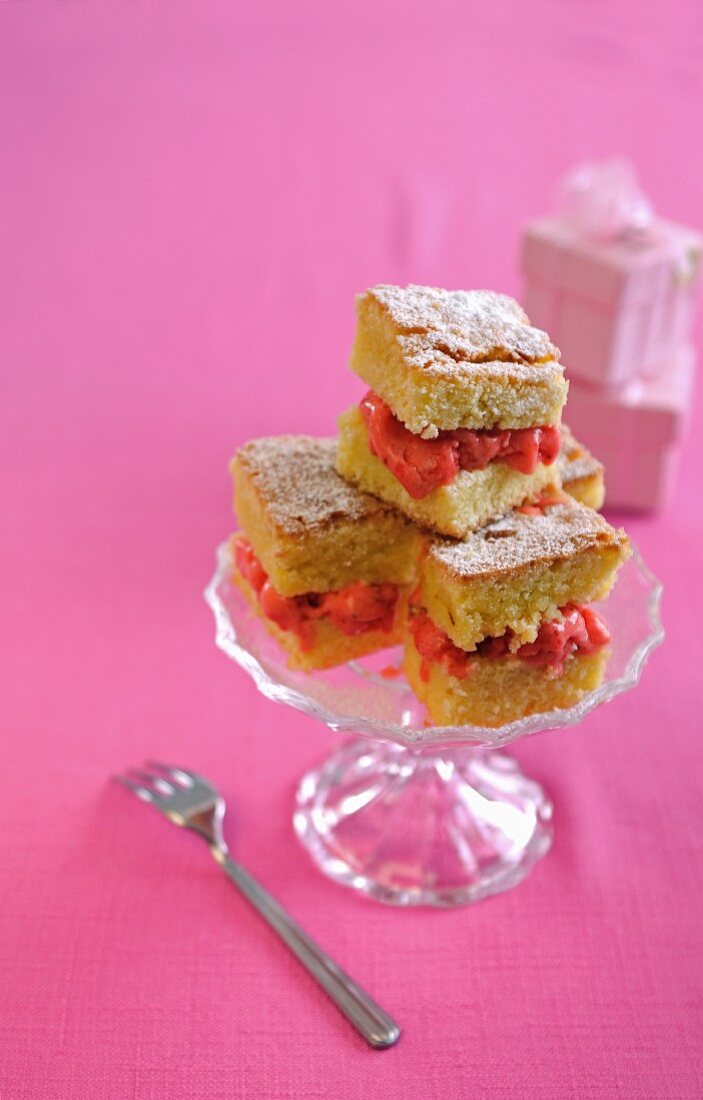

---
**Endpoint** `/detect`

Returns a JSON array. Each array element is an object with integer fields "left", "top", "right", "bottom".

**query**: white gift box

[
  {"left": 563, "top": 345, "right": 695, "bottom": 512},
  {"left": 521, "top": 216, "right": 701, "bottom": 390}
]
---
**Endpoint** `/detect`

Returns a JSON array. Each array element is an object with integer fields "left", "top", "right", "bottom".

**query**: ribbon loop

[{"left": 558, "top": 159, "right": 654, "bottom": 241}]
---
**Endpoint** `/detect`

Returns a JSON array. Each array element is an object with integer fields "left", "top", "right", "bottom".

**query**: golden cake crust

[
  {"left": 232, "top": 435, "right": 420, "bottom": 596},
  {"left": 349, "top": 285, "right": 567, "bottom": 436},
  {"left": 232, "top": 435, "right": 395, "bottom": 536},
  {"left": 420, "top": 497, "right": 630, "bottom": 650},
  {"left": 558, "top": 426, "right": 603, "bottom": 485},
  {"left": 368, "top": 284, "right": 558, "bottom": 373},
  {"left": 428, "top": 497, "right": 627, "bottom": 582},
  {"left": 558, "top": 425, "right": 605, "bottom": 509}
]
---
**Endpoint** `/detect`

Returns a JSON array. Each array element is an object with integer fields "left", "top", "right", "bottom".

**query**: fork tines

[{"left": 113, "top": 762, "right": 203, "bottom": 804}]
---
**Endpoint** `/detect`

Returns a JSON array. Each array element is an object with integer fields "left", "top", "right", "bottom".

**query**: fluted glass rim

[{"left": 204, "top": 539, "right": 664, "bottom": 749}]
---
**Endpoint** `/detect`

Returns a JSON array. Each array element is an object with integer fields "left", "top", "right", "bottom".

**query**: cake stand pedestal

[
  {"left": 295, "top": 740, "right": 552, "bottom": 907},
  {"left": 206, "top": 543, "right": 662, "bottom": 908}
]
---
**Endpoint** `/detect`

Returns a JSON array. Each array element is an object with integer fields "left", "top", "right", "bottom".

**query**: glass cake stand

[{"left": 204, "top": 542, "right": 663, "bottom": 908}]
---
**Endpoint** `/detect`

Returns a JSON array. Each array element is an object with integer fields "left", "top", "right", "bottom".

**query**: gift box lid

[{"left": 521, "top": 216, "right": 702, "bottom": 307}]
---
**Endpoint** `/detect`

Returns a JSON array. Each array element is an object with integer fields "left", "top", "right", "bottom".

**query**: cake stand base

[{"left": 294, "top": 739, "right": 553, "bottom": 908}]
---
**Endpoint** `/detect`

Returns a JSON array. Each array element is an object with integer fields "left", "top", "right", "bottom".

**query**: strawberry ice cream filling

[
  {"left": 233, "top": 536, "right": 399, "bottom": 650},
  {"left": 408, "top": 598, "right": 610, "bottom": 683},
  {"left": 360, "top": 391, "right": 561, "bottom": 500}
]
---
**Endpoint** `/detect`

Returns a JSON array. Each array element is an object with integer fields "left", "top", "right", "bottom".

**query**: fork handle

[{"left": 212, "top": 848, "right": 400, "bottom": 1049}]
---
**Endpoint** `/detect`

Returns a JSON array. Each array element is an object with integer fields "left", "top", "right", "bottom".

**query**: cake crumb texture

[
  {"left": 337, "top": 404, "right": 559, "bottom": 538},
  {"left": 558, "top": 425, "right": 605, "bottom": 509},
  {"left": 421, "top": 499, "right": 630, "bottom": 650},
  {"left": 368, "top": 284, "right": 558, "bottom": 367},
  {"left": 349, "top": 285, "right": 568, "bottom": 435},
  {"left": 233, "top": 435, "right": 388, "bottom": 535},
  {"left": 232, "top": 435, "right": 420, "bottom": 596},
  {"left": 404, "top": 635, "right": 608, "bottom": 728}
]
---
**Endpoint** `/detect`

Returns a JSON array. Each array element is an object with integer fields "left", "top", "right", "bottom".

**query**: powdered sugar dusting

[
  {"left": 429, "top": 498, "right": 628, "bottom": 578},
  {"left": 368, "top": 284, "right": 560, "bottom": 374},
  {"left": 235, "top": 435, "right": 390, "bottom": 533},
  {"left": 558, "top": 425, "right": 604, "bottom": 485}
]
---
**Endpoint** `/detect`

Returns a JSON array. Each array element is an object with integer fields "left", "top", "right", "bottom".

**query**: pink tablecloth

[{"left": 2, "top": 4, "right": 703, "bottom": 1098}]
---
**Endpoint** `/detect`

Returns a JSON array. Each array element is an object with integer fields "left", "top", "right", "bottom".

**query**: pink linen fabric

[{"left": 2, "top": 4, "right": 703, "bottom": 1098}]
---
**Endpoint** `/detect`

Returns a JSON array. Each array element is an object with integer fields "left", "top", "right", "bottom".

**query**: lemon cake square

[
  {"left": 338, "top": 285, "right": 568, "bottom": 535},
  {"left": 232, "top": 436, "right": 419, "bottom": 596},
  {"left": 230, "top": 436, "right": 420, "bottom": 670},
  {"left": 416, "top": 494, "right": 630, "bottom": 652},
  {"left": 348, "top": 284, "right": 567, "bottom": 436},
  {"left": 403, "top": 492, "right": 628, "bottom": 727}
]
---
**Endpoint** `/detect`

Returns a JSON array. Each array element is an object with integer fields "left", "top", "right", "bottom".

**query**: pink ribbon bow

[{"left": 558, "top": 159, "right": 654, "bottom": 241}]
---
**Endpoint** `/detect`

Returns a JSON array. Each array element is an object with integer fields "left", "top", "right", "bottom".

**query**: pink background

[{"left": 3, "top": 4, "right": 703, "bottom": 1098}]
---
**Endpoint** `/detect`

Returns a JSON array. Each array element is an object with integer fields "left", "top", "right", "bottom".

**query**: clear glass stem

[{"left": 294, "top": 738, "right": 553, "bottom": 907}]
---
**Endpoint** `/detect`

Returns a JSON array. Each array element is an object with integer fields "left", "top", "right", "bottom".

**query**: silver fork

[{"left": 114, "top": 762, "right": 400, "bottom": 1049}]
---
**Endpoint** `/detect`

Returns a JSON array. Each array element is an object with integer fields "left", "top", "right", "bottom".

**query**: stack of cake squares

[{"left": 229, "top": 285, "right": 630, "bottom": 728}]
